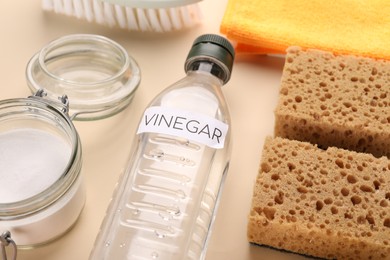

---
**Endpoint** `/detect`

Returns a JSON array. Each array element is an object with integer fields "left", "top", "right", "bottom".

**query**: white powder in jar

[{"left": 0, "top": 128, "right": 71, "bottom": 203}]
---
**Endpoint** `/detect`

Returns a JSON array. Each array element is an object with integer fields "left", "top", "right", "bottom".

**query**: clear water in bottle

[{"left": 90, "top": 34, "right": 235, "bottom": 260}]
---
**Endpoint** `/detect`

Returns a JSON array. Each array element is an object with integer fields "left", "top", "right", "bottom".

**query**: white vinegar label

[{"left": 137, "top": 106, "right": 228, "bottom": 149}]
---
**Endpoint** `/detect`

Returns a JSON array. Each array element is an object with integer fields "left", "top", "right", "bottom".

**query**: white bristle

[
  {"left": 82, "top": 0, "right": 94, "bottom": 21},
  {"left": 179, "top": 6, "right": 191, "bottom": 27},
  {"left": 114, "top": 4, "right": 127, "bottom": 28},
  {"left": 92, "top": 0, "right": 105, "bottom": 24},
  {"left": 169, "top": 7, "right": 182, "bottom": 30},
  {"left": 103, "top": 2, "right": 116, "bottom": 27},
  {"left": 147, "top": 9, "right": 163, "bottom": 32},
  {"left": 125, "top": 7, "right": 139, "bottom": 31},
  {"left": 41, "top": 0, "right": 202, "bottom": 32},
  {"left": 181, "top": 5, "right": 200, "bottom": 27},
  {"left": 136, "top": 8, "right": 151, "bottom": 32},
  {"left": 158, "top": 8, "right": 173, "bottom": 32},
  {"left": 63, "top": 0, "right": 73, "bottom": 15},
  {"left": 53, "top": 0, "right": 63, "bottom": 13},
  {"left": 72, "top": 0, "right": 84, "bottom": 19}
]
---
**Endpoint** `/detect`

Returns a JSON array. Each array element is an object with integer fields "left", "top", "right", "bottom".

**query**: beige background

[{"left": 0, "top": 1, "right": 312, "bottom": 259}]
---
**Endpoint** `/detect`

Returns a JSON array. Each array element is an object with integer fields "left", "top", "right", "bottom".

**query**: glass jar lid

[{"left": 26, "top": 34, "right": 141, "bottom": 121}]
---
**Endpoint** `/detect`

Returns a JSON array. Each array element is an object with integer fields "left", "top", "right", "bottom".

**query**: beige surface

[{"left": 0, "top": 1, "right": 311, "bottom": 259}]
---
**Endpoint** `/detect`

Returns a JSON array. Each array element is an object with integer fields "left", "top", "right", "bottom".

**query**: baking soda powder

[
  {"left": 0, "top": 128, "right": 70, "bottom": 203},
  {"left": 0, "top": 128, "right": 85, "bottom": 247}
]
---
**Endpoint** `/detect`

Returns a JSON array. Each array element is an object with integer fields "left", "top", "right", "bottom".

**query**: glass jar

[
  {"left": 0, "top": 92, "right": 84, "bottom": 249},
  {"left": 26, "top": 34, "right": 141, "bottom": 120},
  {"left": 0, "top": 34, "right": 141, "bottom": 255}
]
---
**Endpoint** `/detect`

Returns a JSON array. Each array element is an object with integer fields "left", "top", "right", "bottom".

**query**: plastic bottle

[{"left": 90, "top": 34, "right": 235, "bottom": 260}]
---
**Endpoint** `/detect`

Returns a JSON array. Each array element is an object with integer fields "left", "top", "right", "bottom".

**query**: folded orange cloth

[{"left": 220, "top": 0, "right": 390, "bottom": 60}]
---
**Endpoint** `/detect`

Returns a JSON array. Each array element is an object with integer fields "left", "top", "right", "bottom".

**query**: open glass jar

[
  {"left": 26, "top": 34, "right": 141, "bottom": 120},
  {"left": 0, "top": 92, "right": 84, "bottom": 249},
  {"left": 0, "top": 34, "right": 141, "bottom": 255}
]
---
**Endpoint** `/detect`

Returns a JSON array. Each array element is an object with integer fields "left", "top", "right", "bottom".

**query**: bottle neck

[{"left": 186, "top": 60, "right": 228, "bottom": 84}]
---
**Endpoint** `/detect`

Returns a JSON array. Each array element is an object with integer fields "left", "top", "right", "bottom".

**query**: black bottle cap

[{"left": 185, "top": 34, "right": 235, "bottom": 84}]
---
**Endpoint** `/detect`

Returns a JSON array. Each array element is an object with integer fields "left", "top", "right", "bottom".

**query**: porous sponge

[
  {"left": 274, "top": 47, "right": 390, "bottom": 158},
  {"left": 248, "top": 137, "right": 390, "bottom": 260}
]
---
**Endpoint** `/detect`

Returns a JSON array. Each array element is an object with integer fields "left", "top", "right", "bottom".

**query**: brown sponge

[
  {"left": 274, "top": 47, "right": 390, "bottom": 158},
  {"left": 248, "top": 136, "right": 390, "bottom": 260}
]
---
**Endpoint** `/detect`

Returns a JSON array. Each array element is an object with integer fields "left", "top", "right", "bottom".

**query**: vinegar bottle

[{"left": 90, "top": 34, "right": 235, "bottom": 260}]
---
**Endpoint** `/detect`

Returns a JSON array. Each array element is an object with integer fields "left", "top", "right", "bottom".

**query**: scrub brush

[{"left": 42, "top": 0, "right": 203, "bottom": 32}]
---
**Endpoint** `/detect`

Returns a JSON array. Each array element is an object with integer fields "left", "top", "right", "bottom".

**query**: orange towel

[{"left": 220, "top": 0, "right": 390, "bottom": 60}]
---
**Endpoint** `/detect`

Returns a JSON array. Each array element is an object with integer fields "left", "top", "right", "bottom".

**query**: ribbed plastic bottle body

[{"left": 90, "top": 70, "right": 231, "bottom": 260}]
